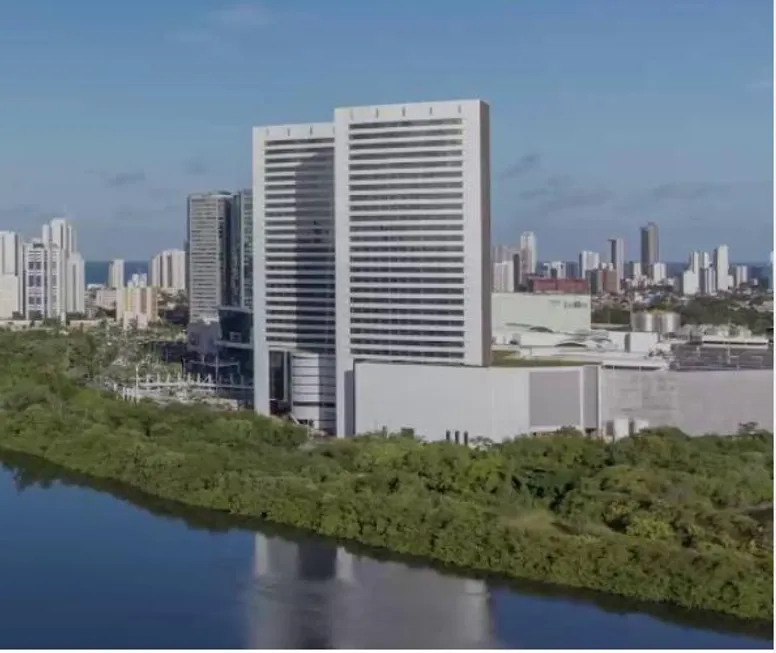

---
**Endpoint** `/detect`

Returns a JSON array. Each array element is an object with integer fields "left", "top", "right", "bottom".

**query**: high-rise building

[
  {"left": 625, "top": 261, "right": 642, "bottom": 280},
  {"left": 117, "top": 285, "right": 160, "bottom": 329},
  {"left": 680, "top": 269, "right": 699, "bottom": 296},
  {"left": 713, "top": 245, "right": 730, "bottom": 292},
  {"left": 0, "top": 231, "right": 23, "bottom": 317},
  {"left": 108, "top": 259, "right": 125, "bottom": 289},
  {"left": 640, "top": 222, "right": 659, "bottom": 268},
  {"left": 0, "top": 231, "right": 22, "bottom": 276},
  {"left": 733, "top": 265, "right": 749, "bottom": 288},
  {"left": 519, "top": 231, "right": 537, "bottom": 279},
  {"left": 333, "top": 100, "right": 491, "bottom": 436},
  {"left": 186, "top": 192, "right": 234, "bottom": 322},
  {"left": 23, "top": 218, "right": 84, "bottom": 319},
  {"left": 649, "top": 262, "right": 667, "bottom": 285},
  {"left": 43, "top": 218, "right": 76, "bottom": 255},
  {"left": 608, "top": 237, "right": 624, "bottom": 281},
  {"left": 700, "top": 267, "right": 717, "bottom": 295},
  {"left": 22, "top": 239, "right": 66, "bottom": 319},
  {"left": 67, "top": 253, "right": 86, "bottom": 314},
  {"left": 252, "top": 122, "right": 337, "bottom": 430},
  {"left": 492, "top": 260, "right": 514, "bottom": 293},
  {"left": 252, "top": 100, "right": 491, "bottom": 436},
  {"left": 541, "top": 261, "right": 566, "bottom": 279},
  {"left": 578, "top": 250, "right": 600, "bottom": 277},
  {"left": 236, "top": 189, "right": 254, "bottom": 308},
  {"left": 150, "top": 249, "right": 187, "bottom": 292}
]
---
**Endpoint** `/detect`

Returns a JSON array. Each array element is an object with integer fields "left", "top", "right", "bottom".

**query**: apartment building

[{"left": 150, "top": 248, "right": 187, "bottom": 292}]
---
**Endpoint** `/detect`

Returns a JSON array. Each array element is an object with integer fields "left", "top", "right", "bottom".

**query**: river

[{"left": 0, "top": 452, "right": 771, "bottom": 649}]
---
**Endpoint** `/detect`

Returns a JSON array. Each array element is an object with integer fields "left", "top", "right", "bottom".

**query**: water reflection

[
  {"left": 0, "top": 449, "right": 771, "bottom": 649},
  {"left": 245, "top": 534, "right": 496, "bottom": 649}
]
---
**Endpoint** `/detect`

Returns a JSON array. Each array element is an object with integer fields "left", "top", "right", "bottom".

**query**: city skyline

[{"left": 0, "top": 0, "right": 770, "bottom": 260}]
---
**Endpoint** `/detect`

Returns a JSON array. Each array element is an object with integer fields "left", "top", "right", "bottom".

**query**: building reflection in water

[{"left": 245, "top": 534, "right": 496, "bottom": 649}]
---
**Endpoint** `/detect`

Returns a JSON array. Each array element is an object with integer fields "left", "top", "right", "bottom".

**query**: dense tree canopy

[{"left": 0, "top": 329, "right": 771, "bottom": 621}]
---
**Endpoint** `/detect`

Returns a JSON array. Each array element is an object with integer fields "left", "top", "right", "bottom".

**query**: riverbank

[
  {"left": 0, "top": 330, "right": 772, "bottom": 621},
  {"left": 1, "top": 446, "right": 772, "bottom": 641}
]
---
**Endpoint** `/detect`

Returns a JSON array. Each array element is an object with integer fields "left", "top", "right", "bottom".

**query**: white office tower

[
  {"left": 579, "top": 250, "right": 600, "bottom": 277},
  {"left": 733, "top": 265, "right": 749, "bottom": 288},
  {"left": 680, "top": 269, "right": 699, "bottom": 296},
  {"left": 492, "top": 259, "right": 514, "bottom": 292},
  {"left": 519, "top": 231, "right": 537, "bottom": 278},
  {"left": 713, "top": 245, "right": 730, "bottom": 292},
  {"left": 22, "top": 239, "right": 66, "bottom": 319},
  {"left": 66, "top": 253, "right": 86, "bottom": 314},
  {"left": 108, "top": 258, "right": 125, "bottom": 289},
  {"left": 253, "top": 122, "right": 337, "bottom": 432},
  {"left": 150, "top": 248, "right": 187, "bottom": 292},
  {"left": 700, "top": 251, "right": 711, "bottom": 268},
  {"left": 334, "top": 100, "right": 491, "bottom": 436},
  {"left": 608, "top": 237, "right": 625, "bottom": 280},
  {"left": 699, "top": 267, "right": 717, "bottom": 294}
]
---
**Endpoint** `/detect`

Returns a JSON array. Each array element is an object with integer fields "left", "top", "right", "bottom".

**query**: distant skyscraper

[
  {"left": 608, "top": 237, "right": 624, "bottom": 280},
  {"left": 713, "top": 245, "right": 730, "bottom": 292},
  {"left": 38, "top": 218, "right": 84, "bottom": 316},
  {"left": 519, "top": 232, "right": 537, "bottom": 278},
  {"left": 67, "top": 253, "right": 86, "bottom": 314},
  {"left": 640, "top": 222, "right": 659, "bottom": 268},
  {"left": 150, "top": 249, "right": 187, "bottom": 292},
  {"left": 578, "top": 250, "right": 600, "bottom": 277},
  {"left": 108, "top": 259, "right": 125, "bottom": 289},
  {"left": 186, "top": 192, "right": 234, "bottom": 321},
  {"left": 0, "top": 231, "right": 22, "bottom": 276},
  {"left": 0, "top": 231, "right": 23, "bottom": 317},
  {"left": 22, "top": 239, "right": 66, "bottom": 319}
]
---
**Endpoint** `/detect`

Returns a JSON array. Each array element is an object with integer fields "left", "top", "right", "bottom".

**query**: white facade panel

[
  {"left": 601, "top": 368, "right": 773, "bottom": 435},
  {"left": 289, "top": 352, "right": 336, "bottom": 432},
  {"left": 335, "top": 100, "right": 492, "bottom": 436},
  {"left": 353, "top": 362, "right": 591, "bottom": 442},
  {"left": 492, "top": 292, "right": 591, "bottom": 334}
]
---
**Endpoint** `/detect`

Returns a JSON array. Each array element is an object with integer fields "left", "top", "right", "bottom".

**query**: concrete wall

[
  {"left": 354, "top": 363, "right": 774, "bottom": 441},
  {"left": 601, "top": 368, "right": 773, "bottom": 435},
  {"left": 492, "top": 292, "right": 591, "bottom": 334},
  {"left": 353, "top": 362, "right": 597, "bottom": 442}
]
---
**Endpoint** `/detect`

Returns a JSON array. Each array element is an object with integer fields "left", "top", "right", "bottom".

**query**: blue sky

[{"left": 0, "top": 0, "right": 771, "bottom": 261}]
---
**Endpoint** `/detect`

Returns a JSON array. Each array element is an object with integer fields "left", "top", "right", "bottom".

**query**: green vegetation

[
  {"left": 675, "top": 296, "right": 773, "bottom": 334},
  {"left": 0, "top": 330, "right": 772, "bottom": 622},
  {"left": 593, "top": 295, "right": 774, "bottom": 335}
]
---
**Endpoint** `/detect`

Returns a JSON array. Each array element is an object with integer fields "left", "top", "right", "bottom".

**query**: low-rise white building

[
  {"left": 492, "top": 292, "right": 591, "bottom": 337},
  {"left": 352, "top": 361, "right": 773, "bottom": 442}
]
